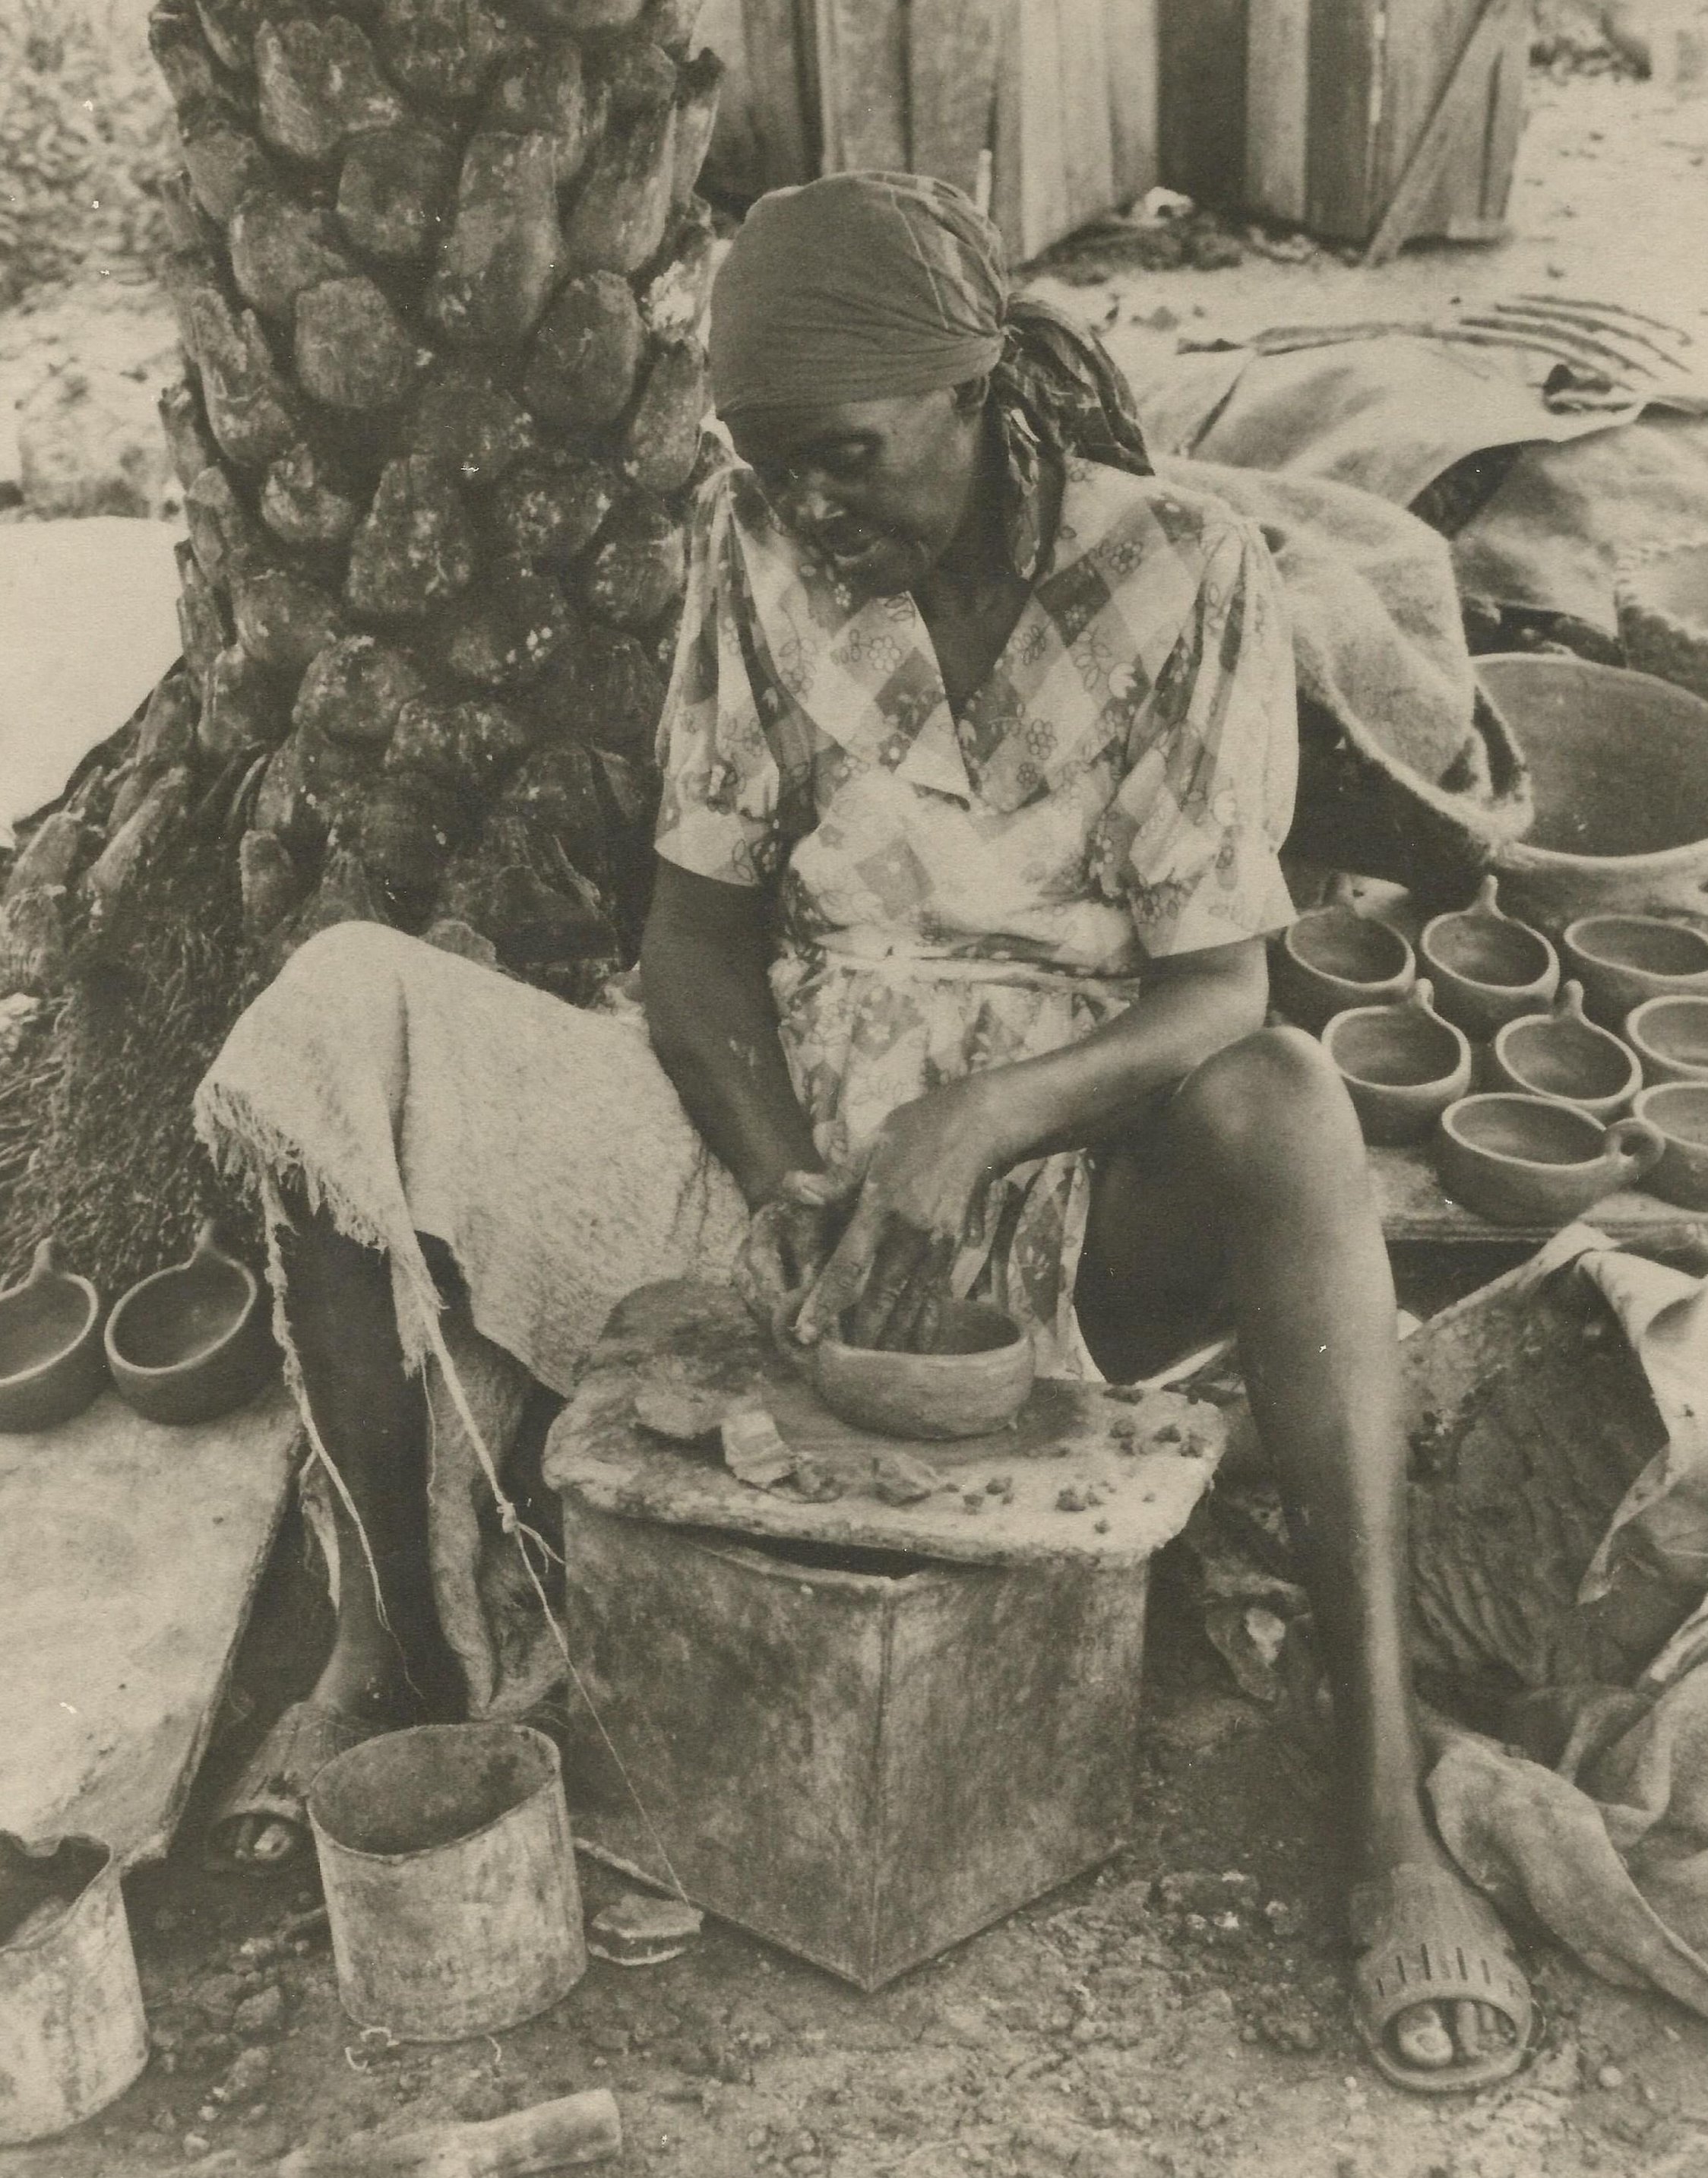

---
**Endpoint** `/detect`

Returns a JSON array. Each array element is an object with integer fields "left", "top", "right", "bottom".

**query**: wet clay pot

[
  {"left": 1478, "top": 655, "right": 1708, "bottom": 928},
  {"left": 1489, "top": 980, "right": 1642, "bottom": 1122},
  {"left": 1632, "top": 1082, "right": 1708, "bottom": 1210},
  {"left": 1625, "top": 993, "right": 1708, "bottom": 1086},
  {"left": 813, "top": 1303, "right": 1034, "bottom": 1441},
  {"left": 0, "top": 1240, "right": 106, "bottom": 1434},
  {"left": 104, "top": 1219, "right": 277, "bottom": 1426},
  {"left": 1271, "top": 904, "right": 1415, "bottom": 1034},
  {"left": 1436, "top": 1093, "right": 1664, "bottom": 1228},
  {"left": 1321, "top": 980, "right": 1472, "bottom": 1146},
  {"left": 1561, "top": 913, "right": 1708, "bottom": 1033},
  {"left": 1419, "top": 874, "right": 1559, "bottom": 1040}
]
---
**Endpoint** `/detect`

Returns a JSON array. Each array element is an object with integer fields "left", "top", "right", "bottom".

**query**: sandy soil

[{"left": 6, "top": 48, "right": 1708, "bottom": 2178}]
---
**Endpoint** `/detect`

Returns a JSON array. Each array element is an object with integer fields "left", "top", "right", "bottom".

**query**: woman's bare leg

[
  {"left": 223, "top": 1193, "right": 457, "bottom": 1863},
  {"left": 1077, "top": 1025, "right": 1522, "bottom": 2078}
]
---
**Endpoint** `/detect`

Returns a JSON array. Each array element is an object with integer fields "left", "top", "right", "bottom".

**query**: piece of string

[{"left": 412, "top": 1295, "right": 694, "bottom": 1907}]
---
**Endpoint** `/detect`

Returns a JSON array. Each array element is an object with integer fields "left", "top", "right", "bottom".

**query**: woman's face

[{"left": 727, "top": 387, "right": 985, "bottom": 597}]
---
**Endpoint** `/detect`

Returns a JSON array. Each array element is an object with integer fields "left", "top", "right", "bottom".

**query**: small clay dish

[
  {"left": 1489, "top": 980, "right": 1642, "bottom": 1122},
  {"left": 1419, "top": 875, "right": 1559, "bottom": 1040},
  {"left": 0, "top": 1239, "right": 107, "bottom": 1433},
  {"left": 1321, "top": 980, "right": 1472, "bottom": 1145},
  {"left": 1625, "top": 994, "right": 1708, "bottom": 1085},
  {"left": 105, "top": 1220, "right": 277, "bottom": 1426},
  {"left": 1436, "top": 1094, "right": 1664, "bottom": 1228},
  {"left": 1272, "top": 905, "right": 1415, "bottom": 1034},
  {"left": 1562, "top": 913, "right": 1708, "bottom": 1032},
  {"left": 1631, "top": 1082, "right": 1708, "bottom": 1209},
  {"left": 813, "top": 1302, "right": 1034, "bottom": 1441}
]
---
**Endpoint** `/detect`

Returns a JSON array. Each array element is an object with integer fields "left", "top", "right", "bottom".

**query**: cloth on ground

[
  {"left": 196, "top": 919, "right": 749, "bottom": 1714},
  {"left": 1196, "top": 1224, "right": 1708, "bottom": 2016},
  {"left": 1122, "top": 331, "right": 1708, "bottom": 647}
]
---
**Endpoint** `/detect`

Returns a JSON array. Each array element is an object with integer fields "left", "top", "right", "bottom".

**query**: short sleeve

[
  {"left": 1100, "top": 514, "right": 1298, "bottom": 959},
  {"left": 653, "top": 475, "right": 784, "bottom": 888}
]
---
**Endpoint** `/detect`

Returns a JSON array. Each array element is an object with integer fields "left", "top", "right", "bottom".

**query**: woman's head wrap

[{"left": 709, "top": 171, "right": 1007, "bottom": 420}]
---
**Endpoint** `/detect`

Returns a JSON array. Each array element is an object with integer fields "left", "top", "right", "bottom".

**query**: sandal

[
  {"left": 1349, "top": 1862, "right": 1533, "bottom": 2094},
  {"left": 205, "top": 1700, "right": 385, "bottom": 1871}
]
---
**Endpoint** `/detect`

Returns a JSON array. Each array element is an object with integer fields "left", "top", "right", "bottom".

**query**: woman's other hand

[
  {"left": 734, "top": 1170, "right": 854, "bottom": 1342},
  {"left": 792, "top": 1080, "right": 1001, "bottom": 1353}
]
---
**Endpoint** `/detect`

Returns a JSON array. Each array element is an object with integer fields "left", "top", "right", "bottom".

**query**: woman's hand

[
  {"left": 733, "top": 1172, "right": 851, "bottom": 1343},
  {"left": 792, "top": 1078, "right": 1004, "bottom": 1353}
]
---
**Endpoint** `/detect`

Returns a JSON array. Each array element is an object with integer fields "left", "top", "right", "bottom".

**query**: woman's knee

[
  {"left": 280, "top": 918, "right": 421, "bottom": 996},
  {"left": 1175, "top": 1026, "right": 1362, "bottom": 1173}
]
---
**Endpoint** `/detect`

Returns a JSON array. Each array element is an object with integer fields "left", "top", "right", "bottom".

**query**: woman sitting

[{"left": 198, "top": 172, "right": 1530, "bottom": 2093}]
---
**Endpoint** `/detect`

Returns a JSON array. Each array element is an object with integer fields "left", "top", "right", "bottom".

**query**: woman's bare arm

[{"left": 639, "top": 859, "right": 821, "bottom": 1211}]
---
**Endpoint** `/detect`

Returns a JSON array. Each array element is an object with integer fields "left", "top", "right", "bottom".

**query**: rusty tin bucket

[
  {"left": 307, "top": 1722, "right": 586, "bottom": 2041},
  {"left": 0, "top": 1835, "right": 148, "bottom": 2144}
]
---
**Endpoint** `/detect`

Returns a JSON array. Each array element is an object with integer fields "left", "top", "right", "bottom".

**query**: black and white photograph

[{"left": 2, "top": 1, "right": 1708, "bottom": 2170}]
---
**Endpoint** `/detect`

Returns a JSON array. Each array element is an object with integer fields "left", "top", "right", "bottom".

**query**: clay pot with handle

[
  {"left": 1272, "top": 895, "right": 1415, "bottom": 1034},
  {"left": 1562, "top": 913, "right": 1708, "bottom": 1032},
  {"left": 1419, "top": 875, "right": 1559, "bottom": 1040},
  {"left": 0, "top": 1239, "right": 107, "bottom": 1433},
  {"left": 104, "top": 1219, "right": 277, "bottom": 1426},
  {"left": 1436, "top": 1093, "right": 1664, "bottom": 1227},
  {"left": 1632, "top": 1081, "right": 1708, "bottom": 1210},
  {"left": 1489, "top": 980, "right": 1642, "bottom": 1122},
  {"left": 1625, "top": 993, "right": 1708, "bottom": 1085},
  {"left": 1321, "top": 980, "right": 1472, "bottom": 1146}
]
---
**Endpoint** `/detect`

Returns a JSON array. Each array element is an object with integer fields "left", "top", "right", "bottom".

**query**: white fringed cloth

[{"left": 195, "top": 919, "right": 748, "bottom": 1714}]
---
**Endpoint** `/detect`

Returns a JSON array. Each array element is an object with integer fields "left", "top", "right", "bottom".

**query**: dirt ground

[{"left": 8, "top": 34, "right": 1708, "bottom": 2178}]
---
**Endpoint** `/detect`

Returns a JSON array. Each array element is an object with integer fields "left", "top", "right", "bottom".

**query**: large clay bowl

[
  {"left": 1272, "top": 905, "right": 1415, "bottom": 1034},
  {"left": 813, "top": 1303, "right": 1034, "bottom": 1442},
  {"left": 1561, "top": 914, "right": 1708, "bottom": 1032},
  {"left": 1418, "top": 874, "right": 1558, "bottom": 1039},
  {"left": 1478, "top": 655, "right": 1708, "bottom": 928},
  {"left": 1625, "top": 994, "right": 1708, "bottom": 1085},
  {"left": 1632, "top": 1082, "right": 1708, "bottom": 1209},
  {"left": 104, "top": 1220, "right": 277, "bottom": 1426},
  {"left": 1321, "top": 980, "right": 1471, "bottom": 1146},
  {"left": 1436, "top": 1094, "right": 1664, "bottom": 1228},
  {"left": 1489, "top": 980, "right": 1641, "bottom": 1122},
  {"left": 0, "top": 1239, "right": 106, "bottom": 1433}
]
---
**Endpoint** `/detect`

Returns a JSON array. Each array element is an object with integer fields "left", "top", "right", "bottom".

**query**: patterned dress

[{"left": 654, "top": 445, "right": 1299, "bottom": 1374}]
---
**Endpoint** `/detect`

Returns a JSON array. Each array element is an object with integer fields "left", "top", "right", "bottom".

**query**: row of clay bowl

[
  {"left": 0, "top": 1222, "right": 277, "bottom": 1433},
  {"left": 1273, "top": 877, "right": 1708, "bottom": 1224}
]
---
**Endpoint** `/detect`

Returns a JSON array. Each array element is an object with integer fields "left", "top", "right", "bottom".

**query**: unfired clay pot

[
  {"left": 1625, "top": 994, "right": 1708, "bottom": 1085},
  {"left": 1321, "top": 980, "right": 1471, "bottom": 1146},
  {"left": 1436, "top": 1093, "right": 1663, "bottom": 1227},
  {"left": 813, "top": 1303, "right": 1034, "bottom": 1441},
  {"left": 1561, "top": 913, "right": 1708, "bottom": 1032},
  {"left": 1632, "top": 1082, "right": 1708, "bottom": 1211},
  {"left": 104, "top": 1220, "right": 277, "bottom": 1426},
  {"left": 1419, "top": 875, "right": 1559, "bottom": 1040},
  {"left": 1489, "top": 980, "right": 1642, "bottom": 1122},
  {"left": 0, "top": 1239, "right": 106, "bottom": 1434},
  {"left": 1272, "top": 904, "right": 1415, "bottom": 1034}
]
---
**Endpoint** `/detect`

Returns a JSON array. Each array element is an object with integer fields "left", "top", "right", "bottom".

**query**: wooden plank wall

[{"left": 1157, "top": 0, "right": 1248, "bottom": 210}]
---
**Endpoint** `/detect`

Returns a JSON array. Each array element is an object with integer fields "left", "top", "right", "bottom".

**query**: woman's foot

[
  {"left": 211, "top": 1613, "right": 458, "bottom": 1868},
  {"left": 1350, "top": 1831, "right": 1531, "bottom": 2092}
]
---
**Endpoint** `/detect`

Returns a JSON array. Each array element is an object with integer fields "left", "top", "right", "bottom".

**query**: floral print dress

[{"left": 653, "top": 449, "right": 1299, "bottom": 1375}]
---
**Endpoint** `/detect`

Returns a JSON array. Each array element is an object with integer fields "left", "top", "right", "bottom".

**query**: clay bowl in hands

[
  {"left": 1436, "top": 1094, "right": 1664, "bottom": 1228},
  {"left": 812, "top": 1302, "right": 1034, "bottom": 1442},
  {"left": 1321, "top": 980, "right": 1472, "bottom": 1146},
  {"left": 1625, "top": 994, "right": 1708, "bottom": 1085},
  {"left": 1418, "top": 875, "right": 1559, "bottom": 1040},
  {"left": 1561, "top": 913, "right": 1708, "bottom": 1032},
  {"left": 1488, "top": 980, "right": 1642, "bottom": 1122},
  {"left": 105, "top": 1220, "right": 277, "bottom": 1426},
  {"left": 0, "top": 1239, "right": 107, "bottom": 1433},
  {"left": 1631, "top": 1082, "right": 1708, "bottom": 1209},
  {"left": 1272, "top": 905, "right": 1415, "bottom": 1034}
]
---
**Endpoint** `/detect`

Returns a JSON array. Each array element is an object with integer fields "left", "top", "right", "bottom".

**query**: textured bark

[
  {"left": 344, "top": 455, "right": 477, "bottom": 620},
  {"left": 11, "top": 0, "right": 721, "bottom": 1056},
  {"left": 522, "top": 271, "right": 643, "bottom": 429}
]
